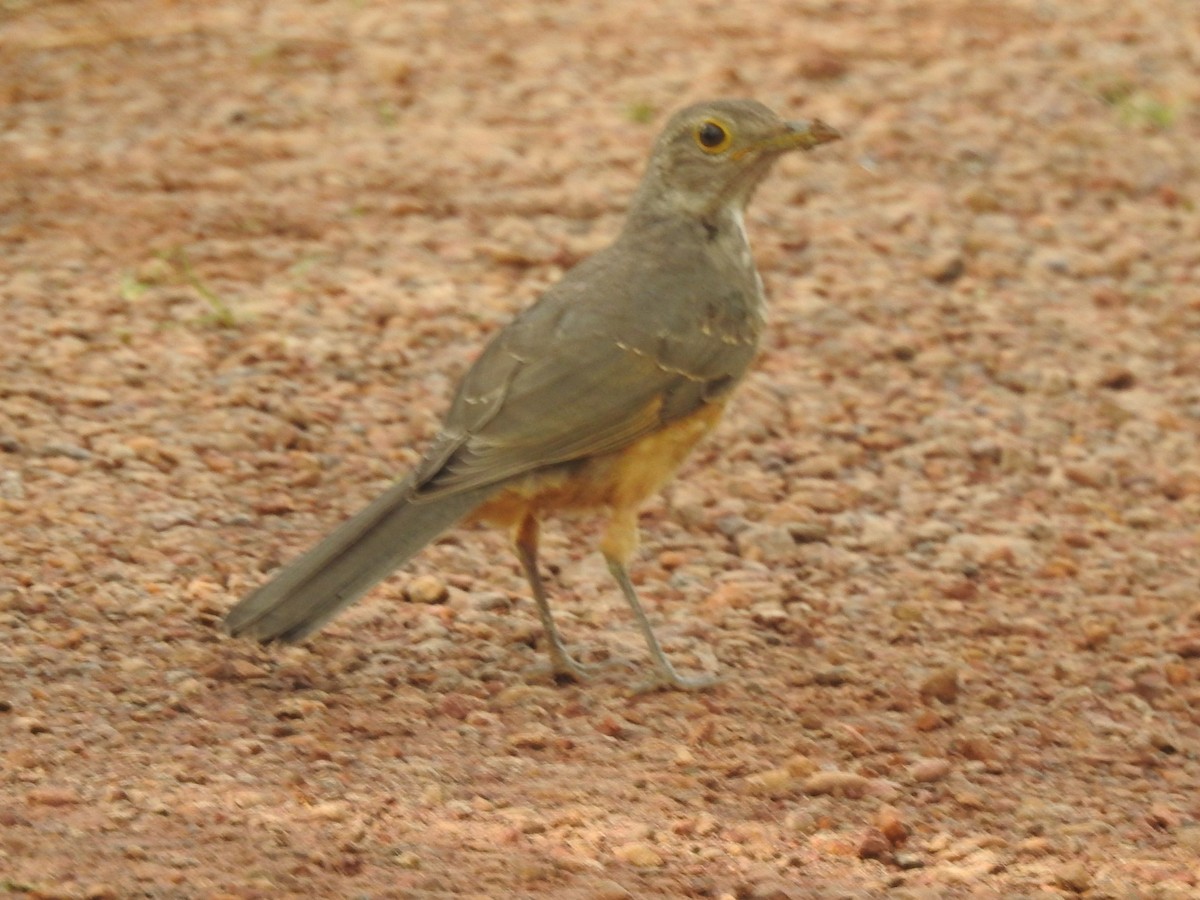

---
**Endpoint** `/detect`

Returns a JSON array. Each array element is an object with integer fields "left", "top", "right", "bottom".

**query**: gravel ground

[{"left": 4, "top": 1, "right": 1200, "bottom": 897}]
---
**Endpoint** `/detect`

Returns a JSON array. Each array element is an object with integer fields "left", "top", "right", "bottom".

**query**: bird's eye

[{"left": 694, "top": 119, "right": 733, "bottom": 154}]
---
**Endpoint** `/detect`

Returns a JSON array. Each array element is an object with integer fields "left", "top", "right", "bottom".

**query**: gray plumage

[{"left": 223, "top": 100, "right": 839, "bottom": 687}]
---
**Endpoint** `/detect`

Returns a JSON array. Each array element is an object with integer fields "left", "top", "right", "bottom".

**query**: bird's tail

[{"left": 223, "top": 480, "right": 496, "bottom": 643}]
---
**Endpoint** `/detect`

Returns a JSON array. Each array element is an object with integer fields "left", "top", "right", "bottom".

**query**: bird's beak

[
  {"left": 777, "top": 118, "right": 842, "bottom": 151},
  {"left": 736, "top": 118, "right": 841, "bottom": 159}
]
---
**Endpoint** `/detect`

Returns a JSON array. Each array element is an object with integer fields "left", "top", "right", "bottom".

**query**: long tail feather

[{"left": 224, "top": 480, "right": 495, "bottom": 642}]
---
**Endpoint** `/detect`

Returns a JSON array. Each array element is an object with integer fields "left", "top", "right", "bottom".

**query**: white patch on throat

[
  {"left": 731, "top": 207, "right": 751, "bottom": 264},
  {"left": 730, "top": 207, "right": 763, "bottom": 300}
]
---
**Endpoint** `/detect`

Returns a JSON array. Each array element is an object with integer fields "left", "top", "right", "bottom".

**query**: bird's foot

[
  {"left": 527, "top": 647, "right": 638, "bottom": 684},
  {"left": 632, "top": 663, "right": 724, "bottom": 693}
]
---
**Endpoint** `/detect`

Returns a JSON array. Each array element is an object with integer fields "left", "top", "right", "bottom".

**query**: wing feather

[{"left": 411, "top": 227, "right": 761, "bottom": 498}]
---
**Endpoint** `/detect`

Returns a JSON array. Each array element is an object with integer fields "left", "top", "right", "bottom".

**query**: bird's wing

[{"left": 411, "top": 252, "right": 759, "bottom": 498}]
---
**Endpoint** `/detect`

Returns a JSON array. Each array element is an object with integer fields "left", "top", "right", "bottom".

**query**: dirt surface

[{"left": 4, "top": 1, "right": 1200, "bottom": 897}]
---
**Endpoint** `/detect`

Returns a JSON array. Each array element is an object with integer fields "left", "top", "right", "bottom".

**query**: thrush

[{"left": 224, "top": 99, "right": 840, "bottom": 689}]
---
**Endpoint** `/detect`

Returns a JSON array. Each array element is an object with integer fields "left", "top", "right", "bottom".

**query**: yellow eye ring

[{"left": 694, "top": 119, "right": 733, "bottom": 154}]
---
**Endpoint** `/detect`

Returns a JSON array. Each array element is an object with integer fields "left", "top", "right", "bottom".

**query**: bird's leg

[
  {"left": 601, "top": 511, "right": 719, "bottom": 691},
  {"left": 514, "top": 515, "right": 596, "bottom": 682}
]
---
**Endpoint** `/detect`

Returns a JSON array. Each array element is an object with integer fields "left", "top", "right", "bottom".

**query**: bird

[{"left": 223, "top": 99, "right": 840, "bottom": 689}]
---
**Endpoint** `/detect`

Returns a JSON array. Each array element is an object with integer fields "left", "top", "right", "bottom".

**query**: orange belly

[{"left": 469, "top": 399, "right": 728, "bottom": 533}]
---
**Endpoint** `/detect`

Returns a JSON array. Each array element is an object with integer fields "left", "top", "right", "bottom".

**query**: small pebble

[
  {"left": 612, "top": 841, "right": 663, "bottom": 867},
  {"left": 507, "top": 725, "right": 554, "bottom": 750},
  {"left": 789, "top": 520, "right": 829, "bottom": 543},
  {"left": 407, "top": 574, "right": 449, "bottom": 604},
  {"left": 786, "top": 755, "right": 817, "bottom": 777},
  {"left": 857, "top": 827, "right": 892, "bottom": 860},
  {"left": 26, "top": 786, "right": 82, "bottom": 807},
  {"left": 735, "top": 524, "right": 798, "bottom": 564},
  {"left": 393, "top": 850, "right": 421, "bottom": 869},
  {"left": 910, "top": 758, "right": 952, "bottom": 783},
  {"left": 919, "top": 667, "right": 959, "bottom": 704},
  {"left": 742, "top": 767, "right": 797, "bottom": 796},
  {"left": 813, "top": 665, "right": 853, "bottom": 686},
  {"left": 589, "top": 879, "right": 633, "bottom": 900},
  {"left": 1064, "top": 461, "right": 1110, "bottom": 489},
  {"left": 875, "top": 804, "right": 910, "bottom": 845},
  {"left": 803, "top": 770, "right": 871, "bottom": 798},
  {"left": 1054, "top": 860, "right": 1091, "bottom": 893},
  {"left": 230, "top": 660, "right": 269, "bottom": 680},
  {"left": 305, "top": 800, "right": 350, "bottom": 822}
]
